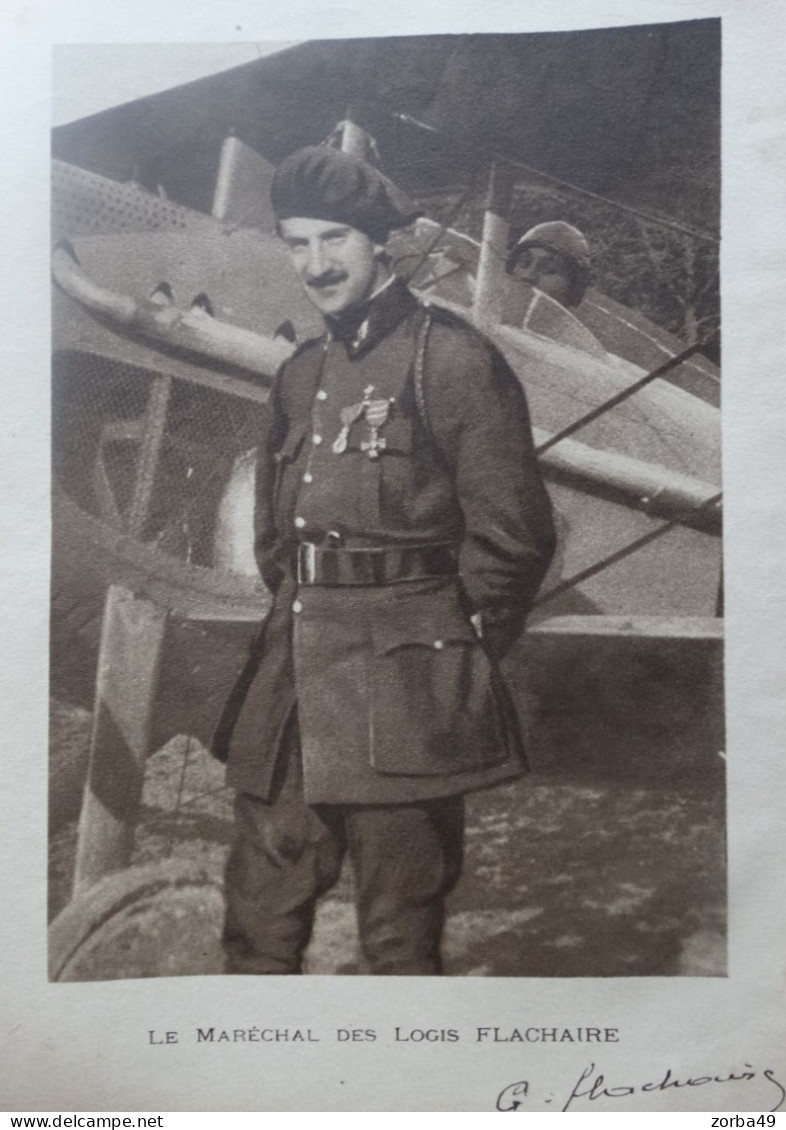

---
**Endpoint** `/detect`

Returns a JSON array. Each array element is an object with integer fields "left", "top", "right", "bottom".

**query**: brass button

[
  {"left": 313, "top": 434, "right": 323, "bottom": 445},
  {"left": 303, "top": 472, "right": 313, "bottom": 483},
  {"left": 316, "top": 389, "right": 328, "bottom": 401},
  {"left": 294, "top": 516, "right": 305, "bottom": 529},
  {"left": 292, "top": 600, "right": 303, "bottom": 614},
  {"left": 434, "top": 639, "right": 445, "bottom": 650}
]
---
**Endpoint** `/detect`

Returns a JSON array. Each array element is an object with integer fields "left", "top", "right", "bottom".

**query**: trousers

[{"left": 222, "top": 714, "right": 465, "bottom": 975}]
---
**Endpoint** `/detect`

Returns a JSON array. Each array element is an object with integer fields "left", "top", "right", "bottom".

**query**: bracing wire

[{"left": 393, "top": 112, "right": 719, "bottom": 245}]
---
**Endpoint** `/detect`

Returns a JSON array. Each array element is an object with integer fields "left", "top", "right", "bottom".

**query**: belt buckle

[{"left": 297, "top": 543, "right": 318, "bottom": 585}]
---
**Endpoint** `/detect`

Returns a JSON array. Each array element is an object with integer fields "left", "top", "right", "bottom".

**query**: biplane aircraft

[{"left": 48, "top": 36, "right": 724, "bottom": 980}]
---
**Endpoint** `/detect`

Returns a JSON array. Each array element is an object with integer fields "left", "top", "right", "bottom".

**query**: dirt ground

[{"left": 49, "top": 684, "right": 726, "bottom": 979}]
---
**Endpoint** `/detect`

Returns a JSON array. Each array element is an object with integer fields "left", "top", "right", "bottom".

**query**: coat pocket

[
  {"left": 369, "top": 608, "right": 510, "bottom": 776},
  {"left": 375, "top": 412, "right": 413, "bottom": 455}
]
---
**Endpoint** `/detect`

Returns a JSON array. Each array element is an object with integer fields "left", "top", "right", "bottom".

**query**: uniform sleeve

[
  {"left": 253, "top": 369, "right": 289, "bottom": 592},
  {"left": 424, "top": 318, "right": 556, "bottom": 653}
]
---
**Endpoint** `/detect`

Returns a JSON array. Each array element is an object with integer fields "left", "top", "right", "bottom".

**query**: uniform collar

[{"left": 325, "top": 275, "right": 418, "bottom": 359}]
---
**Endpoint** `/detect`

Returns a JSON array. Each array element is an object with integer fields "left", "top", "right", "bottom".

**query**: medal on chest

[{"left": 331, "top": 385, "right": 395, "bottom": 459}]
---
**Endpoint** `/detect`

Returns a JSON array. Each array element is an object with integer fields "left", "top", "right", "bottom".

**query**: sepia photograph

[
  {"left": 1, "top": 0, "right": 785, "bottom": 1112},
  {"left": 47, "top": 23, "right": 725, "bottom": 983}
]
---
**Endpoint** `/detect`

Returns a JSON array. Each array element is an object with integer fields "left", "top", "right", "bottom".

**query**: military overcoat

[{"left": 216, "top": 279, "right": 556, "bottom": 805}]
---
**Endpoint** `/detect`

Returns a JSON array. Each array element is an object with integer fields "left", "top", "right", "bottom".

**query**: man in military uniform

[{"left": 216, "top": 145, "right": 556, "bottom": 975}]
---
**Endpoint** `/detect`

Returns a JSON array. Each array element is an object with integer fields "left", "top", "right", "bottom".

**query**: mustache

[{"left": 306, "top": 269, "right": 348, "bottom": 290}]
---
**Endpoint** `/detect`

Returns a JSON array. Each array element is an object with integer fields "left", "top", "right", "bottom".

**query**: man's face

[
  {"left": 510, "top": 244, "right": 573, "bottom": 307},
  {"left": 279, "top": 217, "right": 387, "bottom": 317}
]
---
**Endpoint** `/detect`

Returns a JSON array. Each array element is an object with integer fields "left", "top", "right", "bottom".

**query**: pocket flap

[
  {"left": 372, "top": 609, "right": 477, "bottom": 655},
  {"left": 369, "top": 413, "right": 413, "bottom": 456}
]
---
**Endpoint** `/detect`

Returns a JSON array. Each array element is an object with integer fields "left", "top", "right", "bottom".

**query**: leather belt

[{"left": 297, "top": 542, "right": 458, "bottom": 587}]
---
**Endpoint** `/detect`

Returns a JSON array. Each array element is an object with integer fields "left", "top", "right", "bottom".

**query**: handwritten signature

[{"left": 496, "top": 1063, "right": 786, "bottom": 1113}]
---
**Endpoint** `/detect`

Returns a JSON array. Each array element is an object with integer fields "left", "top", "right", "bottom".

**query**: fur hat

[{"left": 271, "top": 146, "right": 421, "bottom": 242}]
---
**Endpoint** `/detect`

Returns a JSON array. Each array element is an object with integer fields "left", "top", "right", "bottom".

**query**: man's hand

[{"left": 471, "top": 610, "right": 524, "bottom": 660}]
